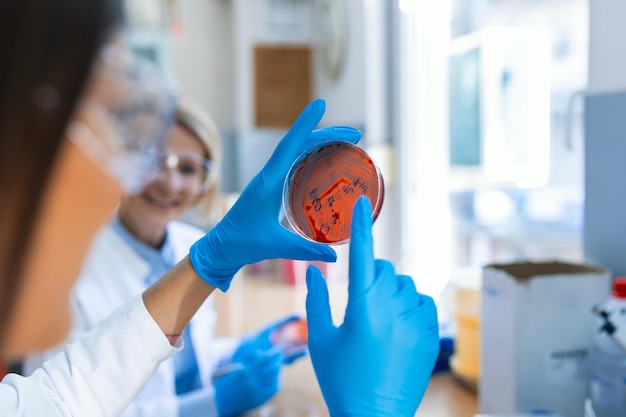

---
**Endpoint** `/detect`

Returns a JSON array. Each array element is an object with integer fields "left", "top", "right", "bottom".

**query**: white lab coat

[
  {"left": 0, "top": 295, "right": 179, "bottom": 416},
  {"left": 23, "top": 220, "right": 239, "bottom": 417}
]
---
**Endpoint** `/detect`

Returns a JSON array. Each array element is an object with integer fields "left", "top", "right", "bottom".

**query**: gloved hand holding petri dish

[{"left": 281, "top": 140, "right": 384, "bottom": 244}]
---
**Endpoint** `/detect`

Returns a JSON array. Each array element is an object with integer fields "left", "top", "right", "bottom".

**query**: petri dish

[
  {"left": 282, "top": 140, "right": 384, "bottom": 244},
  {"left": 270, "top": 318, "right": 308, "bottom": 354}
]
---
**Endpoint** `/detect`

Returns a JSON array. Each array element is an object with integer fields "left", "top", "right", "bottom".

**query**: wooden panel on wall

[{"left": 254, "top": 45, "right": 312, "bottom": 128}]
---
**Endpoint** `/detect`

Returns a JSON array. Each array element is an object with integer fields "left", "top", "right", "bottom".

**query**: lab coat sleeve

[
  {"left": 115, "top": 343, "right": 232, "bottom": 417},
  {"left": 116, "top": 338, "right": 238, "bottom": 417},
  {"left": 0, "top": 295, "right": 179, "bottom": 417}
]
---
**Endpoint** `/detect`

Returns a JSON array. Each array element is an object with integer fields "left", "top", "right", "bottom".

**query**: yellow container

[
  {"left": 444, "top": 270, "right": 481, "bottom": 390},
  {"left": 450, "top": 311, "right": 480, "bottom": 388}
]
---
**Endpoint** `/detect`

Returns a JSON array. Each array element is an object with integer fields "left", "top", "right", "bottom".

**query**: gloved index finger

[{"left": 348, "top": 196, "right": 375, "bottom": 299}]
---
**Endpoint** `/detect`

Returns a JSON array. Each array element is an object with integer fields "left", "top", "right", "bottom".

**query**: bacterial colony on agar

[{"left": 284, "top": 141, "right": 384, "bottom": 244}]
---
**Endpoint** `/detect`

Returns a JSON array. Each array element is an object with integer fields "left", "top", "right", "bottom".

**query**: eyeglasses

[
  {"left": 154, "top": 151, "right": 216, "bottom": 190},
  {"left": 67, "top": 42, "right": 180, "bottom": 193}
]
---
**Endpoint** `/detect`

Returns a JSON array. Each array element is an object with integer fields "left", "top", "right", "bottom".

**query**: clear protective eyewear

[
  {"left": 67, "top": 43, "right": 180, "bottom": 193},
  {"left": 154, "top": 151, "right": 216, "bottom": 190}
]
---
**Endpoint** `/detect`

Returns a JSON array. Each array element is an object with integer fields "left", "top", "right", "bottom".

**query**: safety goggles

[
  {"left": 153, "top": 151, "right": 217, "bottom": 190},
  {"left": 67, "top": 42, "right": 180, "bottom": 193}
]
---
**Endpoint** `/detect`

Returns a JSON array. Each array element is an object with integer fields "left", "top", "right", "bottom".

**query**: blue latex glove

[
  {"left": 306, "top": 197, "right": 441, "bottom": 417},
  {"left": 189, "top": 99, "right": 362, "bottom": 291},
  {"left": 212, "top": 315, "right": 308, "bottom": 416},
  {"left": 214, "top": 345, "right": 282, "bottom": 417}
]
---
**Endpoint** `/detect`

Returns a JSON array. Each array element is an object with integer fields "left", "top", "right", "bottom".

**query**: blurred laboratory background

[
  {"left": 119, "top": 1, "right": 626, "bottom": 416},
  {"left": 125, "top": 0, "right": 588, "bottom": 293}
]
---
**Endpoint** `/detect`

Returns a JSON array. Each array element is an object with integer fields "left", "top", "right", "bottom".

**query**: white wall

[
  {"left": 588, "top": 0, "right": 626, "bottom": 95},
  {"left": 171, "top": 0, "right": 235, "bottom": 131},
  {"left": 315, "top": 1, "right": 367, "bottom": 128},
  {"left": 231, "top": 0, "right": 372, "bottom": 188},
  {"left": 169, "top": 0, "right": 389, "bottom": 187}
]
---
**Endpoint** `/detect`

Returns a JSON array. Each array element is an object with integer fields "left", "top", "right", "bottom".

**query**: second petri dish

[{"left": 282, "top": 140, "right": 384, "bottom": 244}]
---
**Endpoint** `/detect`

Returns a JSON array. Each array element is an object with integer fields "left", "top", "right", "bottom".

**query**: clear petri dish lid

[{"left": 282, "top": 140, "right": 385, "bottom": 244}]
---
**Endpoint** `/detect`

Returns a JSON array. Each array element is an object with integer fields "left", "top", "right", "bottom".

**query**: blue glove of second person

[
  {"left": 214, "top": 314, "right": 308, "bottom": 417},
  {"left": 189, "top": 99, "right": 362, "bottom": 291},
  {"left": 214, "top": 344, "right": 282, "bottom": 417},
  {"left": 243, "top": 314, "right": 308, "bottom": 364},
  {"left": 306, "top": 197, "right": 441, "bottom": 417}
]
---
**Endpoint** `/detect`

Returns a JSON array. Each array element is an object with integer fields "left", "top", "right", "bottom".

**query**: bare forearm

[{"left": 142, "top": 255, "right": 215, "bottom": 338}]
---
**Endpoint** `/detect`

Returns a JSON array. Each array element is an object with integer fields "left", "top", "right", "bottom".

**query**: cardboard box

[{"left": 479, "top": 261, "right": 611, "bottom": 417}]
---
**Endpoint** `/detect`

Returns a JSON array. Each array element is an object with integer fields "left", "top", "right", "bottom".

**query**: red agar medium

[{"left": 285, "top": 142, "right": 384, "bottom": 244}]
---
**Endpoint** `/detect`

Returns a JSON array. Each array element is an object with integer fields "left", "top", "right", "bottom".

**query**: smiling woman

[{"left": 117, "top": 97, "right": 222, "bottom": 248}]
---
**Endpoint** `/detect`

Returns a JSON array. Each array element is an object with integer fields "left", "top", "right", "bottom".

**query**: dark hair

[{"left": 0, "top": 1, "right": 123, "bottom": 333}]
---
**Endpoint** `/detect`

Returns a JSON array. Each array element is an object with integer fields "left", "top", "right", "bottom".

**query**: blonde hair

[{"left": 175, "top": 97, "right": 223, "bottom": 222}]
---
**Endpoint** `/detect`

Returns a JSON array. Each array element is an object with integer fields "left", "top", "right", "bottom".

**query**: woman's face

[
  {"left": 118, "top": 124, "right": 209, "bottom": 243},
  {"left": 1, "top": 44, "right": 175, "bottom": 358}
]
